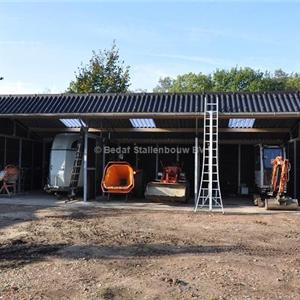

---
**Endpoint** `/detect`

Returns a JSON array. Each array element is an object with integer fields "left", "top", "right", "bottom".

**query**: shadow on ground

[{"left": 0, "top": 240, "right": 239, "bottom": 269}]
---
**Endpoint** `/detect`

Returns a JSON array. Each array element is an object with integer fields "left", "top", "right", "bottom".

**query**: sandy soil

[{"left": 0, "top": 203, "right": 300, "bottom": 300}]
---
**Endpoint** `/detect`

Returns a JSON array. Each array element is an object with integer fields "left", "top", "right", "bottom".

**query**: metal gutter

[{"left": 0, "top": 112, "right": 300, "bottom": 119}]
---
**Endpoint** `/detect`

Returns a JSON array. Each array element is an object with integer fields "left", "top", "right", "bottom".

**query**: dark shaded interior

[{"left": 0, "top": 115, "right": 298, "bottom": 204}]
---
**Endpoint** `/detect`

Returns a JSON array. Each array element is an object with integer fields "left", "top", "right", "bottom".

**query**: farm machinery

[
  {"left": 144, "top": 164, "right": 189, "bottom": 203},
  {"left": 253, "top": 145, "right": 298, "bottom": 210},
  {"left": 101, "top": 161, "right": 135, "bottom": 199}
]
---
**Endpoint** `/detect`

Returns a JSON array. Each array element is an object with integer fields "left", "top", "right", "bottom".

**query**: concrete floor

[{"left": 0, "top": 192, "right": 299, "bottom": 215}]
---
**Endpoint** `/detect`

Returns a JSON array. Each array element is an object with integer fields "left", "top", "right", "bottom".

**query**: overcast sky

[{"left": 0, "top": 1, "right": 300, "bottom": 94}]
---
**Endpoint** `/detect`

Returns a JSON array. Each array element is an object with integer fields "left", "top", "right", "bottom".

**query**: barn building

[{"left": 0, "top": 92, "right": 299, "bottom": 207}]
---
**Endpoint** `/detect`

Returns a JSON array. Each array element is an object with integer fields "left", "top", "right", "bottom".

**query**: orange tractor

[{"left": 144, "top": 164, "right": 189, "bottom": 203}]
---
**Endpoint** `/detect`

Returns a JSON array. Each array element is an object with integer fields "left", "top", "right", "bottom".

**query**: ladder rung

[
  {"left": 202, "top": 173, "right": 218, "bottom": 175},
  {"left": 199, "top": 195, "right": 221, "bottom": 197},
  {"left": 202, "top": 180, "right": 220, "bottom": 183},
  {"left": 198, "top": 197, "right": 222, "bottom": 199}
]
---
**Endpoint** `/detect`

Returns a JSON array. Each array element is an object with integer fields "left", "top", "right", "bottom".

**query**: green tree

[
  {"left": 287, "top": 74, "right": 300, "bottom": 91},
  {"left": 153, "top": 73, "right": 213, "bottom": 93},
  {"left": 153, "top": 67, "right": 300, "bottom": 93},
  {"left": 171, "top": 73, "right": 212, "bottom": 93},
  {"left": 211, "top": 68, "right": 266, "bottom": 92},
  {"left": 68, "top": 43, "right": 130, "bottom": 93},
  {"left": 153, "top": 77, "right": 174, "bottom": 92}
]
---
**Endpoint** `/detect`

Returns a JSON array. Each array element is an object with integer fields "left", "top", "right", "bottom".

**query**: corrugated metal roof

[{"left": 0, "top": 92, "right": 299, "bottom": 116}]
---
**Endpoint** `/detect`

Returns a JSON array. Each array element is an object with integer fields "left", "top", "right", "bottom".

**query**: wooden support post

[
  {"left": 237, "top": 144, "right": 241, "bottom": 194},
  {"left": 102, "top": 137, "right": 106, "bottom": 197},
  {"left": 18, "top": 139, "right": 22, "bottom": 193},
  {"left": 155, "top": 144, "right": 159, "bottom": 179},
  {"left": 41, "top": 139, "right": 45, "bottom": 188},
  {"left": 135, "top": 152, "right": 139, "bottom": 169},
  {"left": 4, "top": 137, "right": 6, "bottom": 166},
  {"left": 294, "top": 141, "right": 297, "bottom": 199}
]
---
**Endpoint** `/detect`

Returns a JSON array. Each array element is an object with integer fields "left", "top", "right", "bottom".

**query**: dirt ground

[{"left": 0, "top": 203, "right": 300, "bottom": 300}]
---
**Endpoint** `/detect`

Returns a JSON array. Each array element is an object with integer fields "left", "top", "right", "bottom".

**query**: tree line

[
  {"left": 153, "top": 69, "right": 300, "bottom": 93},
  {"left": 68, "top": 43, "right": 300, "bottom": 93}
]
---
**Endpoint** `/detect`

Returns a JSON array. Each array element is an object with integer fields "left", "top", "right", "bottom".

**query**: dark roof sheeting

[{"left": 0, "top": 92, "right": 299, "bottom": 115}]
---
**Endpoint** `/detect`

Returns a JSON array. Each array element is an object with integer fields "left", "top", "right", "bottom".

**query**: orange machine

[
  {"left": 0, "top": 165, "right": 20, "bottom": 196},
  {"left": 101, "top": 161, "right": 135, "bottom": 196},
  {"left": 160, "top": 166, "right": 182, "bottom": 184},
  {"left": 145, "top": 165, "right": 189, "bottom": 203},
  {"left": 265, "top": 156, "right": 298, "bottom": 210},
  {"left": 271, "top": 156, "right": 290, "bottom": 195}
]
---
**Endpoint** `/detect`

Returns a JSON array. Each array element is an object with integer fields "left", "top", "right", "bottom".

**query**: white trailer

[{"left": 45, "top": 133, "right": 83, "bottom": 194}]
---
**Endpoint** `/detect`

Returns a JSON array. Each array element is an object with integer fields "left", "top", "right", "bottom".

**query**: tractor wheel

[{"left": 257, "top": 197, "right": 265, "bottom": 208}]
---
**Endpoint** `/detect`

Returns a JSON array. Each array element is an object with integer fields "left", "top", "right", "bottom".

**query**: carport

[{"left": 0, "top": 92, "right": 299, "bottom": 204}]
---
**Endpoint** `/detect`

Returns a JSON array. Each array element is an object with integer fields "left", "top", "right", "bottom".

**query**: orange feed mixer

[{"left": 101, "top": 161, "right": 135, "bottom": 195}]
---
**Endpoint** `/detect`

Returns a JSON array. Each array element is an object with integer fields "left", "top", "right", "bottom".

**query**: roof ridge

[{"left": 0, "top": 91, "right": 300, "bottom": 97}]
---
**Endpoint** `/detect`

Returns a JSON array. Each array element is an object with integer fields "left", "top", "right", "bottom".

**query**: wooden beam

[{"left": 111, "top": 138, "right": 285, "bottom": 145}]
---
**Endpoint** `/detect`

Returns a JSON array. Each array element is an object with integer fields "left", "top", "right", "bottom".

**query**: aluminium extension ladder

[
  {"left": 68, "top": 137, "right": 84, "bottom": 200},
  {"left": 194, "top": 96, "right": 224, "bottom": 213}
]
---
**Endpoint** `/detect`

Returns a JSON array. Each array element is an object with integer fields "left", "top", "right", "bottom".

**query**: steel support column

[
  {"left": 194, "top": 118, "right": 199, "bottom": 204},
  {"left": 194, "top": 137, "right": 198, "bottom": 204},
  {"left": 83, "top": 128, "right": 88, "bottom": 202}
]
